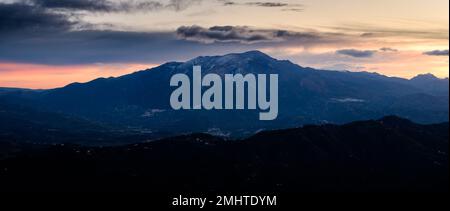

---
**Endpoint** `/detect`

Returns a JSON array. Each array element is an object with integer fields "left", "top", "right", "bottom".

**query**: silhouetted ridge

[
  {"left": 0, "top": 116, "right": 447, "bottom": 192},
  {"left": 411, "top": 73, "right": 440, "bottom": 81},
  {"left": 379, "top": 115, "right": 415, "bottom": 125}
]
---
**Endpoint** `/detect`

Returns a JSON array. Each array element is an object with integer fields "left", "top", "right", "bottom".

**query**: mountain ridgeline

[
  {"left": 1, "top": 51, "right": 449, "bottom": 138},
  {"left": 0, "top": 116, "right": 448, "bottom": 192}
]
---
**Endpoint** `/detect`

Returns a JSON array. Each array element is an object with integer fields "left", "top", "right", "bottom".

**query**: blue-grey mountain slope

[{"left": 1, "top": 51, "right": 448, "bottom": 137}]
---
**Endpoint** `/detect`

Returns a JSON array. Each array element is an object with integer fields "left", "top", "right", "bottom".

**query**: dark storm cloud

[
  {"left": 30, "top": 0, "right": 118, "bottom": 12},
  {"left": 219, "top": 0, "right": 303, "bottom": 11},
  {"left": 336, "top": 49, "right": 377, "bottom": 58},
  {"left": 379, "top": 47, "right": 398, "bottom": 52},
  {"left": 177, "top": 25, "right": 274, "bottom": 43},
  {"left": 1, "top": 0, "right": 202, "bottom": 34},
  {"left": 0, "top": 3, "right": 79, "bottom": 33},
  {"left": 423, "top": 50, "right": 449, "bottom": 56},
  {"left": 17, "top": 0, "right": 202, "bottom": 13},
  {"left": 176, "top": 25, "right": 320, "bottom": 44},
  {"left": 0, "top": 27, "right": 246, "bottom": 65},
  {"left": 0, "top": 1, "right": 207, "bottom": 65}
]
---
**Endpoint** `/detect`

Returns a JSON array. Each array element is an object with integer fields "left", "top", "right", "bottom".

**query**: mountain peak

[
  {"left": 410, "top": 73, "right": 439, "bottom": 81},
  {"left": 238, "top": 50, "right": 272, "bottom": 58},
  {"left": 188, "top": 50, "right": 275, "bottom": 64},
  {"left": 379, "top": 115, "right": 413, "bottom": 124},
  {"left": 179, "top": 50, "right": 281, "bottom": 74}
]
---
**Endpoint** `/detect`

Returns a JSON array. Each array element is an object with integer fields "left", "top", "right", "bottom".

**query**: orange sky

[{"left": 0, "top": 63, "right": 156, "bottom": 89}]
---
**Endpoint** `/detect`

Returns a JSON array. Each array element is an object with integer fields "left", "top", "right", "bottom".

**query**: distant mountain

[
  {"left": 0, "top": 100, "right": 166, "bottom": 146},
  {"left": 1, "top": 51, "right": 448, "bottom": 138},
  {"left": 409, "top": 73, "right": 449, "bottom": 96},
  {"left": 0, "top": 116, "right": 447, "bottom": 192},
  {"left": 0, "top": 87, "right": 29, "bottom": 94}
]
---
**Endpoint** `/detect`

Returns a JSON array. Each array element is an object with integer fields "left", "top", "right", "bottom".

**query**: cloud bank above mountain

[
  {"left": 336, "top": 49, "right": 377, "bottom": 58},
  {"left": 423, "top": 50, "right": 449, "bottom": 56}
]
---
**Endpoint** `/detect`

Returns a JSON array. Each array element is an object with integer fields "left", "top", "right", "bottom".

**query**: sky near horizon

[{"left": 0, "top": 0, "right": 448, "bottom": 89}]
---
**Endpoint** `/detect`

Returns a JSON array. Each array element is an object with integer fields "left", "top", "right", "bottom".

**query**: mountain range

[
  {"left": 0, "top": 51, "right": 448, "bottom": 139},
  {"left": 0, "top": 51, "right": 448, "bottom": 192}
]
